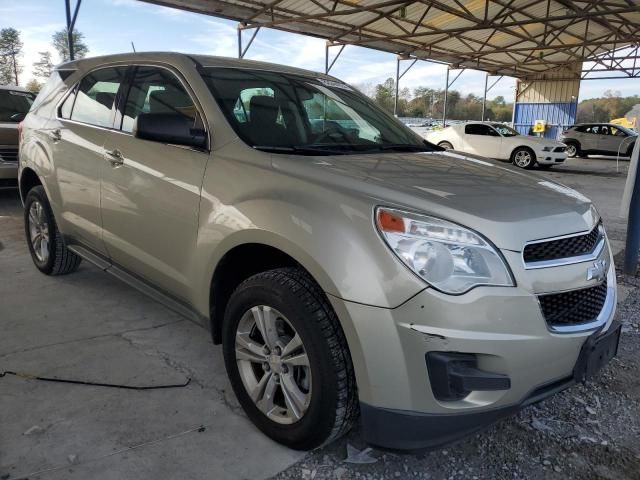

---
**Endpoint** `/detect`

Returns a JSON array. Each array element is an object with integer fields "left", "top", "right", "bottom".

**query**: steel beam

[
  {"left": 393, "top": 56, "right": 418, "bottom": 116},
  {"left": 237, "top": 24, "right": 261, "bottom": 59},
  {"left": 325, "top": 42, "right": 345, "bottom": 74},
  {"left": 65, "top": 0, "right": 82, "bottom": 61}
]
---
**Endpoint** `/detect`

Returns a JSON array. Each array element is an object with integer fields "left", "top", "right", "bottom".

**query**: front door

[
  {"left": 52, "top": 66, "right": 127, "bottom": 254},
  {"left": 599, "top": 126, "right": 628, "bottom": 155},
  {"left": 100, "top": 65, "right": 209, "bottom": 299},
  {"left": 463, "top": 123, "right": 502, "bottom": 158}
]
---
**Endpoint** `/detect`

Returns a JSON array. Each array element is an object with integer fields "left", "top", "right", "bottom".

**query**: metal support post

[
  {"left": 237, "top": 25, "right": 261, "bottom": 59},
  {"left": 393, "top": 56, "right": 418, "bottom": 117},
  {"left": 325, "top": 43, "right": 345, "bottom": 74},
  {"left": 443, "top": 68, "right": 449, "bottom": 126},
  {"left": 65, "top": 0, "right": 82, "bottom": 61}
]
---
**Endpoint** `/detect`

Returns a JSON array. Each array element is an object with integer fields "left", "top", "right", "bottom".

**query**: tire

[
  {"left": 24, "top": 185, "right": 82, "bottom": 275},
  {"left": 222, "top": 267, "right": 358, "bottom": 450},
  {"left": 565, "top": 142, "right": 580, "bottom": 158},
  {"left": 438, "top": 141, "right": 453, "bottom": 150},
  {"left": 512, "top": 147, "right": 536, "bottom": 169}
]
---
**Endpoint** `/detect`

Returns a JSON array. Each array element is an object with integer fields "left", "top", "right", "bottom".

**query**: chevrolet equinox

[{"left": 19, "top": 53, "right": 620, "bottom": 450}]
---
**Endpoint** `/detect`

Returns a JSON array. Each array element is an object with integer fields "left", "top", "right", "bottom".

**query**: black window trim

[{"left": 465, "top": 123, "right": 500, "bottom": 137}]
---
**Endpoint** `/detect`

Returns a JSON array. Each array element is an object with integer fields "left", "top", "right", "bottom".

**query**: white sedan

[{"left": 426, "top": 121, "right": 567, "bottom": 169}]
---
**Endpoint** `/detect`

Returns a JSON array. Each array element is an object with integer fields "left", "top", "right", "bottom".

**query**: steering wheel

[{"left": 314, "top": 126, "right": 350, "bottom": 143}]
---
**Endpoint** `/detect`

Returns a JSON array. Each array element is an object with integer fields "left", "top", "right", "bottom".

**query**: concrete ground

[{"left": 1, "top": 155, "right": 637, "bottom": 480}]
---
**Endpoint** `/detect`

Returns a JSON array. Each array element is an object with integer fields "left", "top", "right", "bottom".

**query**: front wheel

[
  {"left": 24, "top": 186, "right": 82, "bottom": 275},
  {"left": 222, "top": 268, "right": 358, "bottom": 450},
  {"left": 512, "top": 147, "right": 536, "bottom": 169},
  {"left": 438, "top": 141, "right": 453, "bottom": 150},
  {"left": 565, "top": 142, "right": 579, "bottom": 158}
]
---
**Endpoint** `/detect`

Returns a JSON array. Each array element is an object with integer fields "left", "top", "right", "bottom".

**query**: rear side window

[
  {"left": 0, "top": 89, "right": 35, "bottom": 122},
  {"left": 70, "top": 67, "right": 126, "bottom": 128},
  {"left": 465, "top": 124, "right": 497, "bottom": 136},
  {"left": 121, "top": 66, "right": 199, "bottom": 133}
]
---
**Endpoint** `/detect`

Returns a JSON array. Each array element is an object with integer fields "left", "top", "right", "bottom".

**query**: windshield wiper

[
  {"left": 253, "top": 145, "right": 346, "bottom": 155},
  {"left": 370, "top": 143, "right": 435, "bottom": 153}
]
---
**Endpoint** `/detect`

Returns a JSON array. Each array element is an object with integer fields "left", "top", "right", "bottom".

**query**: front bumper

[
  {"left": 536, "top": 149, "right": 567, "bottom": 165},
  {"left": 362, "top": 319, "right": 620, "bottom": 450},
  {"left": 328, "top": 255, "right": 617, "bottom": 449},
  {"left": 0, "top": 161, "right": 18, "bottom": 180}
]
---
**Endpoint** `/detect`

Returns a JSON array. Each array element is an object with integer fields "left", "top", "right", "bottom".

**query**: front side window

[
  {"left": 0, "top": 89, "right": 35, "bottom": 122},
  {"left": 490, "top": 123, "right": 518, "bottom": 137},
  {"left": 201, "top": 67, "right": 434, "bottom": 155},
  {"left": 70, "top": 67, "right": 126, "bottom": 127},
  {"left": 121, "top": 66, "right": 199, "bottom": 133},
  {"left": 465, "top": 124, "right": 498, "bottom": 136}
]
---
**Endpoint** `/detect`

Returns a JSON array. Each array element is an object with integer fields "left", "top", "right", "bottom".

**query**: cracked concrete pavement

[{"left": 0, "top": 189, "right": 303, "bottom": 480}]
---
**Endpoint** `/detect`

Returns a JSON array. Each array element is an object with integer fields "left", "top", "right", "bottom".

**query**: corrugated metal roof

[{"left": 139, "top": 0, "right": 640, "bottom": 78}]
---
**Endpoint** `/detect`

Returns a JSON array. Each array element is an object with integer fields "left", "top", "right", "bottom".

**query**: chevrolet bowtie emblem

[{"left": 587, "top": 259, "right": 607, "bottom": 283}]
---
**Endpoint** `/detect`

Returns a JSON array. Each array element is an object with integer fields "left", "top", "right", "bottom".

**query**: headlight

[
  {"left": 542, "top": 146, "right": 553, "bottom": 151},
  {"left": 375, "top": 208, "right": 514, "bottom": 294}
]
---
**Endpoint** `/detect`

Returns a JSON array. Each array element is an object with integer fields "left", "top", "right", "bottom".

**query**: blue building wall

[{"left": 513, "top": 102, "right": 578, "bottom": 140}]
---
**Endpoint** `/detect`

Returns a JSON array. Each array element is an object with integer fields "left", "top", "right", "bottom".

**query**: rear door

[
  {"left": 463, "top": 123, "right": 502, "bottom": 158},
  {"left": 52, "top": 66, "right": 127, "bottom": 254},
  {"left": 100, "top": 65, "right": 209, "bottom": 299}
]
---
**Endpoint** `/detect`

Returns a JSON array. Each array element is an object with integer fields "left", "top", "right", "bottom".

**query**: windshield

[
  {"left": 0, "top": 90, "right": 35, "bottom": 122},
  {"left": 491, "top": 123, "right": 519, "bottom": 137},
  {"left": 201, "top": 67, "right": 438, "bottom": 155}
]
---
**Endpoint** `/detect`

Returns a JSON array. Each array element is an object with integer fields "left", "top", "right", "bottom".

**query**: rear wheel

[
  {"left": 512, "top": 147, "right": 536, "bottom": 169},
  {"left": 24, "top": 186, "right": 81, "bottom": 275},
  {"left": 438, "top": 141, "right": 453, "bottom": 150},
  {"left": 222, "top": 268, "right": 358, "bottom": 450}
]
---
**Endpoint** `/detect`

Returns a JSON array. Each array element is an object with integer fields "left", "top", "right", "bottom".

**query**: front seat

[
  {"left": 149, "top": 88, "right": 196, "bottom": 119},
  {"left": 249, "top": 95, "right": 298, "bottom": 146}
]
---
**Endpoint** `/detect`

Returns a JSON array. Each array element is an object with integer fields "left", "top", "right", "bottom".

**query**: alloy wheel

[
  {"left": 28, "top": 201, "right": 50, "bottom": 263},
  {"left": 514, "top": 149, "right": 533, "bottom": 168},
  {"left": 235, "top": 305, "right": 312, "bottom": 424},
  {"left": 566, "top": 144, "right": 577, "bottom": 157}
]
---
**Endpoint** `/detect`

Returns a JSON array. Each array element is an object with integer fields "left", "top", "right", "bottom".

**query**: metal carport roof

[{"left": 137, "top": 0, "right": 640, "bottom": 79}]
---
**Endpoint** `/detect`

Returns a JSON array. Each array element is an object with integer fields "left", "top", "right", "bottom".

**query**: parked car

[
  {"left": 0, "top": 85, "right": 35, "bottom": 186},
  {"left": 426, "top": 121, "right": 567, "bottom": 169},
  {"left": 19, "top": 53, "right": 619, "bottom": 451},
  {"left": 561, "top": 123, "right": 637, "bottom": 158}
]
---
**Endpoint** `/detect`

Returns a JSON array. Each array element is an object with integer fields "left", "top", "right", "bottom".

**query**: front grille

[
  {"left": 538, "top": 281, "right": 607, "bottom": 327},
  {"left": 523, "top": 224, "right": 601, "bottom": 264},
  {"left": 554, "top": 146, "right": 566, "bottom": 153},
  {"left": 0, "top": 147, "right": 18, "bottom": 163}
]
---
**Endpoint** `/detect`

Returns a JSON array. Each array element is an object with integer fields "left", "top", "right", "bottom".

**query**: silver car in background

[{"left": 561, "top": 123, "right": 637, "bottom": 158}]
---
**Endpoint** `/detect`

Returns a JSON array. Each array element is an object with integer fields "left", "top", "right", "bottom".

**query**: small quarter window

[
  {"left": 70, "top": 67, "right": 126, "bottom": 127},
  {"left": 59, "top": 88, "right": 76, "bottom": 119}
]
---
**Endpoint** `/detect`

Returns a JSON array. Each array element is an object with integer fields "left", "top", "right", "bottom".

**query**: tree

[
  {"left": 25, "top": 79, "right": 42, "bottom": 93},
  {"left": 374, "top": 77, "right": 396, "bottom": 113},
  {"left": 52, "top": 29, "right": 89, "bottom": 62},
  {"left": 33, "top": 51, "right": 54, "bottom": 79},
  {"left": 0, "top": 28, "right": 23, "bottom": 85}
]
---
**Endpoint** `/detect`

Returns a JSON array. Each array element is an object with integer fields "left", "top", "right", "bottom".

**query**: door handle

[
  {"left": 50, "top": 129, "right": 62, "bottom": 143},
  {"left": 104, "top": 149, "right": 124, "bottom": 167}
]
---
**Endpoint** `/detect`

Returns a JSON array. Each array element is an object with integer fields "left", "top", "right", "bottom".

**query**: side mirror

[
  {"left": 10, "top": 112, "right": 26, "bottom": 122},
  {"left": 134, "top": 113, "right": 207, "bottom": 150}
]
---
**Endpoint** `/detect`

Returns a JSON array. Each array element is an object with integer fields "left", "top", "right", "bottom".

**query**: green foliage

[
  {"left": 33, "top": 51, "right": 54, "bottom": 79},
  {"left": 52, "top": 29, "right": 89, "bottom": 62},
  {"left": 25, "top": 78, "right": 42, "bottom": 93},
  {"left": 367, "top": 78, "right": 513, "bottom": 121},
  {"left": 576, "top": 91, "right": 640, "bottom": 123},
  {"left": 0, "top": 27, "right": 23, "bottom": 85}
]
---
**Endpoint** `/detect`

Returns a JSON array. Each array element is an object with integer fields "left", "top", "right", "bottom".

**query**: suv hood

[{"left": 273, "top": 150, "right": 598, "bottom": 252}]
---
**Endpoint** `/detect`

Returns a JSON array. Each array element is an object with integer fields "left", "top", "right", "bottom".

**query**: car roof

[
  {"left": 57, "top": 52, "right": 336, "bottom": 81},
  {"left": 0, "top": 84, "right": 31, "bottom": 93}
]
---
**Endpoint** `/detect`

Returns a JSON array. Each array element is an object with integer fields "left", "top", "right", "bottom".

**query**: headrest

[
  {"left": 149, "top": 88, "right": 192, "bottom": 114},
  {"left": 249, "top": 95, "right": 279, "bottom": 125},
  {"left": 95, "top": 92, "right": 115, "bottom": 109}
]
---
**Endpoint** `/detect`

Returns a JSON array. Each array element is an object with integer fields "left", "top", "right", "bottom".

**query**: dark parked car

[
  {"left": 561, "top": 123, "right": 637, "bottom": 158},
  {"left": 0, "top": 85, "right": 36, "bottom": 186}
]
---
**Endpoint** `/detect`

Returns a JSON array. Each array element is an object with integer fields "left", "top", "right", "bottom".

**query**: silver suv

[
  {"left": 19, "top": 53, "right": 620, "bottom": 451},
  {"left": 561, "top": 123, "right": 637, "bottom": 158}
]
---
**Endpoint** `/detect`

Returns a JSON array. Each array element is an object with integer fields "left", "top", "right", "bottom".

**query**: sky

[{"left": 2, "top": 0, "right": 638, "bottom": 102}]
